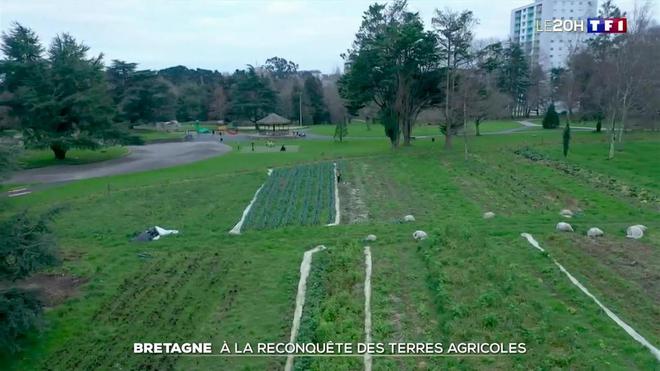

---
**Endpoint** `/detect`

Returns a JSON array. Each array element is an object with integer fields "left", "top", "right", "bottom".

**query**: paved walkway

[
  {"left": 5, "top": 141, "right": 231, "bottom": 186},
  {"left": 518, "top": 120, "right": 597, "bottom": 130}
]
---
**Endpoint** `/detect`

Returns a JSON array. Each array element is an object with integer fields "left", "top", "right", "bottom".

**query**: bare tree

[{"left": 432, "top": 8, "right": 478, "bottom": 149}]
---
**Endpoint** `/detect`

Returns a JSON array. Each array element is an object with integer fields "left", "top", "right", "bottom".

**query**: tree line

[
  {"left": 339, "top": 0, "right": 660, "bottom": 152},
  {"left": 0, "top": 24, "right": 343, "bottom": 159}
]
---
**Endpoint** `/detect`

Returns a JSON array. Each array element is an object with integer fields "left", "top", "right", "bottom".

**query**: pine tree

[{"left": 542, "top": 104, "right": 560, "bottom": 129}]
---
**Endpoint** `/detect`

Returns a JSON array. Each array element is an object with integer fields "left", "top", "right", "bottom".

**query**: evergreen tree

[
  {"left": 542, "top": 104, "right": 560, "bottom": 129},
  {"left": 0, "top": 288, "right": 43, "bottom": 354},
  {"left": 334, "top": 119, "right": 348, "bottom": 142},
  {"left": 0, "top": 210, "right": 59, "bottom": 354},
  {"left": 339, "top": 1, "right": 443, "bottom": 147},
  {"left": 303, "top": 74, "right": 329, "bottom": 124},
  {"left": 119, "top": 71, "right": 176, "bottom": 123},
  {"left": 229, "top": 66, "right": 276, "bottom": 123},
  {"left": 0, "top": 25, "right": 120, "bottom": 160}
]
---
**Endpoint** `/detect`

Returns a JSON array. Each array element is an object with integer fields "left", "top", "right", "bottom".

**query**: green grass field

[
  {"left": 129, "top": 128, "right": 185, "bottom": 142},
  {"left": 2, "top": 130, "right": 658, "bottom": 369},
  {"left": 18, "top": 146, "right": 130, "bottom": 169},
  {"left": 308, "top": 120, "right": 523, "bottom": 138}
]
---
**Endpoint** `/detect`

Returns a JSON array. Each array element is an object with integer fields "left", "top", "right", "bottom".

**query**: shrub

[
  {"left": 542, "top": 104, "right": 560, "bottom": 129},
  {"left": 0, "top": 211, "right": 59, "bottom": 281},
  {"left": 0, "top": 288, "right": 43, "bottom": 354}
]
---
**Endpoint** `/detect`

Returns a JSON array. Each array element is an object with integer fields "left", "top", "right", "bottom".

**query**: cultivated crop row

[
  {"left": 514, "top": 146, "right": 658, "bottom": 208},
  {"left": 43, "top": 252, "right": 230, "bottom": 370},
  {"left": 242, "top": 163, "right": 337, "bottom": 230}
]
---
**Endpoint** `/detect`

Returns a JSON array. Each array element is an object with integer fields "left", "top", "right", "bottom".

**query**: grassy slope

[
  {"left": 2, "top": 131, "right": 658, "bottom": 369},
  {"left": 18, "top": 146, "right": 130, "bottom": 169}
]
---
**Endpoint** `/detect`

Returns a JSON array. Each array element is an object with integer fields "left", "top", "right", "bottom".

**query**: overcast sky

[{"left": 0, "top": 0, "right": 653, "bottom": 73}]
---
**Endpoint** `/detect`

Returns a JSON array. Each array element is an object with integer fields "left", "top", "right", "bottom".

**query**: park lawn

[
  {"left": 2, "top": 131, "right": 659, "bottom": 369},
  {"left": 308, "top": 122, "right": 443, "bottom": 138},
  {"left": 18, "top": 146, "right": 130, "bottom": 169},
  {"left": 467, "top": 119, "right": 524, "bottom": 134},
  {"left": 130, "top": 128, "right": 185, "bottom": 142},
  {"left": 309, "top": 120, "right": 523, "bottom": 138},
  {"left": 308, "top": 122, "right": 386, "bottom": 137}
]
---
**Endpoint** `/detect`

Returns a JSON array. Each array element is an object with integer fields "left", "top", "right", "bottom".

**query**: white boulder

[
  {"left": 365, "top": 234, "right": 377, "bottom": 242},
  {"left": 412, "top": 230, "right": 428, "bottom": 241},
  {"left": 403, "top": 215, "right": 416, "bottom": 222},
  {"left": 556, "top": 222, "right": 574, "bottom": 232},
  {"left": 587, "top": 227, "right": 604, "bottom": 237},
  {"left": 483, "top": 211, "right": 495, "bottom": 219},
  {"left": 626, "top": 225, "right": 646, "bottom": 239},
  {"left": 560, "top": 209, "right": 574, "bottom": 218}
]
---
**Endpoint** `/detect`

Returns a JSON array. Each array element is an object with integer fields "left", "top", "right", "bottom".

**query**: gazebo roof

[{"left": 257, "top": 113, "right": 291, "bottom": 124}]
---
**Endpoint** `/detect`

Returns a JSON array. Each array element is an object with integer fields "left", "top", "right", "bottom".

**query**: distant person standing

[
  {"left": 251, "top": 142, "right": 255, "bottom": 151},
  {"left": 336, "top": 169, "right": 341, "bottom": 183},
  {"left": 280, "top": 145, "right": 286, "bottom": 152}
]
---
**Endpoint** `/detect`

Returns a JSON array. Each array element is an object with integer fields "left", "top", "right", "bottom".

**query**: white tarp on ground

[
  {"left": 521, "top": 233, "right": 660, "bottom": 362},
  {"left": 285, "top": 245, "right": 327, "bottom": 371},
  {"left": 413, "top": 230, "right": 428, "bottom": 240},
  {"left": 556, "top": 222, "right": 574, "bottom": 232},
  {"left": 626, "top": 225, "right": 647, "bottom": 239},
  {"left": 229, "top": 169, "right": 273, "bottom": 235},
  {"left": 587, "top": 227, "right": 604, "bottom": 237},
  {"left": 560, "top": 209, "right": 574, "bottom": 218},
  {"left": 363, "top": 246, "right": 373, "bottom": 371},
  {"left": 326, "top": 162, "right": 341, "bottom": 227},
  {"left": 134, "top": 226, "right": 179, "bottom": 241},
  {"left": 365, "top": 234, "right": 377, "bottom": 241}
]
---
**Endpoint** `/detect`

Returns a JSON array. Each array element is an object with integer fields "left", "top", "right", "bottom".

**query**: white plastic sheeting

[
  {"left": 587, "top": 227, "right": 604, "bottom": 237},
  {"left": 520, "top": 233, "right": 660, "bottom": 362},
  {"left": 363, "top": 246, "right": 373, "bottom": 371},
  {"left": 365, "top": 234, "right": 377, "bottom": 242},
  {"left": 326, "top": 162, "right": 341, "bottom": 227},
  {"left": 153, "top": 226, "right": 179, "bottom": 240},
  {"left": 404, "top": 215, "right": 416, "bottom": 222},
  {"left": 285, "top": 245, "right": 327, "bottom": 371},
  {"left": 483, "top": 211, "right": 495, "bottom": 219},
  {"left": 556, "top": 222, "right": 574, "bottom": 232},
  {"left": 413, "top": 230, "right": 428, "bottom": 240},
  {"left": 560, "top": 209, "right": 574, "bottom": 218},
  {"left": 626, "top": 225, "right": 648, "bottom": 239},
  {"left": 229, "top": 169, "right": 273, "bottom": 235}
]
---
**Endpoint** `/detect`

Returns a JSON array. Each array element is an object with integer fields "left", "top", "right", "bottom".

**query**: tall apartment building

[{"left": 510, "top": 0, "right": 598, "bottom": 70}]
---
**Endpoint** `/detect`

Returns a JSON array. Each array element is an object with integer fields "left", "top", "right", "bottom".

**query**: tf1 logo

[{"left": 587, "top": 18, "right": 627, "bottom": 33}]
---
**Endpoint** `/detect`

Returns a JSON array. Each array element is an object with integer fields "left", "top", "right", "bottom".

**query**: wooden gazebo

[{"left": 256, "top": 113, "right": 291, "bottom": 135}]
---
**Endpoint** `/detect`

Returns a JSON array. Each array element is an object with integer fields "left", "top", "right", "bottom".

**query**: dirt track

[{"left": 6, "top": 141, "right": 231, "bottom": 185}]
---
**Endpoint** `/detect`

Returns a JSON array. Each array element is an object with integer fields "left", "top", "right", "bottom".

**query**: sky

[{"left": 0, "top": 0, "right": 653, "bottom": 73}]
